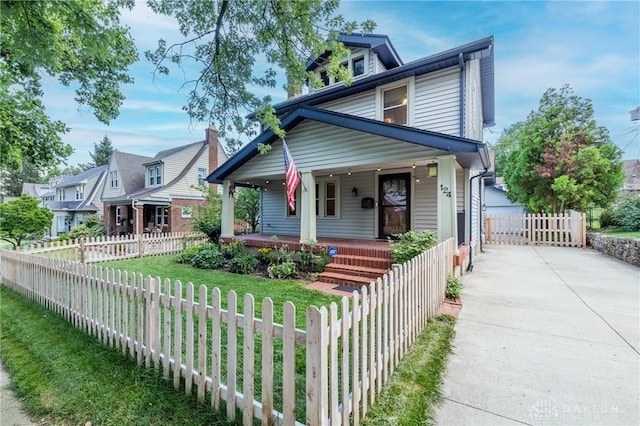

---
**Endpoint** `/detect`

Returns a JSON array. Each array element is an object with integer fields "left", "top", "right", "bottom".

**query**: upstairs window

[
  {"left": 352, "top": 56, "right": 365, "bottom": 76},
  {"left": 110, "top": 171, "right": 119, "bottom": 188},
  {"left": 148, "top": 164, "right": 162, "bottom": 186},
  {"left": 383, "top": 85, "right": 408, "bottom": 125},
  {"left": 58, "top": 189, "right": 65, "bottom": 201},
  {"left": 198, "top": 168, "right": 207, "bottom": 186},
  {"left": 75, "top": 185, "right": 84, "bottom": 200}
]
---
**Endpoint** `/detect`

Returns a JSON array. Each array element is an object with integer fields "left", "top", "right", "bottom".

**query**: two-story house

[
  {"left": 101, "top": 127, "right": 227, "bottom": 235},
  {"left": 41, "top": 166, "right": 108, "bottom": 236},
  {"left": 207, "top": 34, "right": 494, "bottom": 253}
]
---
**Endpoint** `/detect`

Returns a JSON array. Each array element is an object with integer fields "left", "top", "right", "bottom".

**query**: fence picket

[
  {"left": 198, "top": 286, "right": 208, "bottom": 403},
  {"left": 227, "top": 290, "right": 237, "bottom": 421},
  {"left": 185, "top": 283, "right": 195, "bottom": 395},
  {"left": 282, "top": 301, "right": 296, "bottom": 425},
  {"left": 261, "top": 298, "right": 274, "bottom": 425},
  {"left": 210, "top": 287, "right": 221, "bottom": 410},
  {"left": 243, "top": 294, "right": 255, "bottom": 425}
]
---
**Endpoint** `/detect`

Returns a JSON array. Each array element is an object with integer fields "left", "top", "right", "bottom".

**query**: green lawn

[{"left": 593, "top": 229, "right": 640, "bottom": 239}]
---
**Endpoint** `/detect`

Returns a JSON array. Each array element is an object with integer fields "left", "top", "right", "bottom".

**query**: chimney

[
  {"left": 206, "top": 125, "right": 219, "bottom": 181},
  {"left": 287, "top": 75, "right": 299, "bottom": 99}
]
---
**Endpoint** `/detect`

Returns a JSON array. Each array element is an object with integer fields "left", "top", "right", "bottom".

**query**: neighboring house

[
  {"left": 38, "top": 166, "right": 108, "bottom": 236},
  {"left": 484, "top": 185, "right": 526, "bottom": 215},
  {"left": 21, "top": 182, "right": 50, "bottom": 200},
  {"left": 101, "top": 127, "right": 227, "bottom": 235},
  {"left": 621, "top": 159, "right": 640, "bottom": 194},
  {"left": 208, "top": 34, "right": 494, "bottom": 252}
]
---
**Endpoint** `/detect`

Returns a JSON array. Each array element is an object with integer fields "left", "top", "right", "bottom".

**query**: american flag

[{"left": 282, "top": 140, "right": 300, "bottom": 211}]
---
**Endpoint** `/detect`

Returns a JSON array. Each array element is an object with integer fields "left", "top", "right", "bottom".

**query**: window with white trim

[
  {"left": 148, "top": 164, "right": 162, "bottom": 186},
  {"left": 156, "top": 206, "right": 168, "bottom": 227},
  {"left": 315, "top": 177, "right": 340, "bottom": 218},
  {"left": 313, "top": 50, "right": 369, "bottom": 88},
  {"left": 110, "top": 171, "right": 119, "bottom": 188},
  {"left": 115, "top": 206, "right": 122, "bottom": 225},
  {"left": 57, "top": 189, "right": 65, "bottom": 201},
  {"left": 376, "top": 78, "right": 414, "bottom": 126},
  {"left": 197, "top": 168, "right": 207, "bottom": 186},
  {"left": 181, "top": 206, "right": 192, "bottom": 218},
  {"left": 75, "top": 185, "right": 84, "bottom": 200}
]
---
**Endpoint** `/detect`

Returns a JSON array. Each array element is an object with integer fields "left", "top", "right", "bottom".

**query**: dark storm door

[{"left": 378, "top": 173, "right": 411, "bottom": 238}]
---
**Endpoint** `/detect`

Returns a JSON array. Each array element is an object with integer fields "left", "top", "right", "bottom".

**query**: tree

[
  {"left": 146, "top": 0, "right": 375, "bottom": 153},
  {"left": 491, "top": 122, "right": 524, "bottom": 177},
  {"left": 0, "top": 195, "right": 53, "bottom": 249},
  {"left": 89, "top": 135, "right": 118, "bottom": 167},
  {"left": 1, "top": 159, "right": 44, "bottom": 197},
  {"left": 0, "top": 0, "right": 137, "bottom": 172},
  {"left": 192, "top": 186, "right": 223, "bottom": 242},
  {"left": 235, "top": 187, "right": 260, "bottom": 233},
  {"left": 501, "top": 85, "right": 624, "bottom": 213}
]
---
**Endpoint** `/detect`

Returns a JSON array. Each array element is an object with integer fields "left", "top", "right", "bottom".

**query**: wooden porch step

[
  {"left": 323, "top": 263, "right": 388, "bottom": 279},
  {"left": 331, "top": 254, "right": 394, "bottom": 270},
  {"left": 316, "top": 272, "right": 374, "bottom": 287}
]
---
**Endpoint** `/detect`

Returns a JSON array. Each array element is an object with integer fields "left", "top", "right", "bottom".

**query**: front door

[{"left": 379, "top": 173, "right": 410, "bottom": 238}]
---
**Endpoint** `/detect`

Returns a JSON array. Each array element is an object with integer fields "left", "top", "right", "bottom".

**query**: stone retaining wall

[{"left": 587, "top": 233, "right": 640, "bottom": 267}]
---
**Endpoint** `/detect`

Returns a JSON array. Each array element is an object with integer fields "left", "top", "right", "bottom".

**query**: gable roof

[
  {"left": 56, "top": 165, "right": 108, "bottom": 187},
  {"left": 281, "top": 36, "right": 494, "bottom": 127},
  {"left": 306, "top": 33, "right": 403, "bottom": 72},
  {"left": 208, "top": 106, "right": 490, "bottom": 184},
  {"left": 144, "top": 140, "right": 205, "bottom": 165},
  {"left": 111, "top": 152, "right": 153, "bottom": 195}
]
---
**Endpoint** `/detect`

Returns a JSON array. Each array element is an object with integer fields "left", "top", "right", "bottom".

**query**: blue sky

[{"left": 44, "top": 0, "right": 639, "bottom": 166}]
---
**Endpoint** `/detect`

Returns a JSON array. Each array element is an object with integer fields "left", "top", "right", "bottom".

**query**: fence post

[
  {"left": 306, "top": 306, "right": 328, "bottom": 426},
  {"left": 79, "top": 239, "right": 85, "bottom": 263},
  {"left": 138, "top": 234, "right": 143, "bottom": 258}
]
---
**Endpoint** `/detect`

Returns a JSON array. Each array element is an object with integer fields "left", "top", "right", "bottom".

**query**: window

[
  {"left": 110, "top": 171, "right": 119, "bottom": 188},
  {"left": 115, "top": 206, "right": 122, "bottom": 225},
  {"left": 148, "top": 164, "right": 162, "bottom": 186},
  {"left": 319, "top": 70, "right": 329, "bottom": 86},
  {"left": 352, "top": 56, "right": 365, "bottom": 76},
  {"left": 377, "top": 78, "right": 414, "bottom": 126},
  {"left": 198, "top": 168, "right": 207, "bottom": 186},
  {"left": 181, "top": 206, "right": 192, "bottom": 218},
  {"left": 156, "top": 206, "right": 168, "bottom": 227},
  {"left": 316, "top": 177, "right": 340, "bottom": 218},
  {"left": 75, "top": 185, "right": 84, "bottom": 200},
  {"left": 58, "top": 189, "right": 65, "bottom": 201},
  {"left": 383, "top": 85, "right": 408, "bottom": 125}
]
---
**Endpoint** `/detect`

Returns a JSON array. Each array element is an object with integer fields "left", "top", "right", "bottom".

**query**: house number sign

[{"left": 440, "top": 184, "right": 452, "bottom": 198}]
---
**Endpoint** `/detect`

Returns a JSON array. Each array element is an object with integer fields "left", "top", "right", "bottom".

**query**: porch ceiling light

[{"left": 377, "top": 166, "right": 381, "bottom": 172}]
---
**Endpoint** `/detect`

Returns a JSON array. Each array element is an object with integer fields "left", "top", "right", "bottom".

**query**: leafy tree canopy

[
  {"left": 501, "top": 85, "right": 624, "bottom": 213},
  {"left": 1, "top": 159, "right": 45, "bottom": 197},
  {"left": 0, "top": 0, "right": 137, "bottom": 172},
  {"left": 0, "top": 195, "right": 54, "bottom": 249},
  {"left": 146, "top": 0, "right": 375, "bottom": 154}
]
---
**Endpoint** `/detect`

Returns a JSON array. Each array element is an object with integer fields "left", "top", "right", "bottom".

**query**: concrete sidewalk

[
  {"left": 0, "top": 360, "right": 35, "bottom": 426},
  {"left": 436, "top": 245, "right": 639, "bottom": 426}
]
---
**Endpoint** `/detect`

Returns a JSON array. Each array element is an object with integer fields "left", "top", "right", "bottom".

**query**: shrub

[
  {"left": 268, "top": 261, "right": 297, "bottom": 279},
  {"left": 68, "top": 224, "right": 94, "bottom": 240},
  {"left": 613, "top": 196, "right": 640, "bottom": 231},
  {"left": 191, "top": 248, "right": 225, "bottom": 269},
  {"left": 315, "top": 252, "right": 332, "bottom": 273},
  {"left": 195, "top": 223, "right": 221, "bottom": 243},
  {"left": 599, "top": 208, "right": 617, "bottom": 228},
  {"left": 445, "top": 276, "right": 463, "bottom": 299},
  {"left": 222, "top": 239, "right": 247, "bottom": 259},
  {"left": 298, "top": 250, "right": 315, "bottom": 272},
  {"left": 388, "top": 230, "right": 438, "bottom": 264},
  {"left": 175, "top": 246, "right": 201, "bottom": 264},
  {"left": 257, "top": 247, "right": 276, "bottom": 265},
  {"left": 228, "top": 254, "right": 259, "bottom": 274},
  {"left": 57, "top": 233, "right": 69, "bottom": 242}
]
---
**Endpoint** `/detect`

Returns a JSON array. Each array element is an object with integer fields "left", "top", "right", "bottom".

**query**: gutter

[{"left": 467, "top": 170, "right": 493, "bottom": 272}]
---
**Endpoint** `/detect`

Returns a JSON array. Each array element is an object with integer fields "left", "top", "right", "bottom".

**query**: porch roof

[{"left": 207, "top": 106, "right": 491, "bottom": 184}]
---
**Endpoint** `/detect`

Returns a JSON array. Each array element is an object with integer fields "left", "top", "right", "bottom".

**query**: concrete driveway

[{"left": 436, "top": 245, "right": 639, "bottom": 426}]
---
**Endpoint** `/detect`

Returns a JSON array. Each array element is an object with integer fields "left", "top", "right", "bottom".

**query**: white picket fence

[
  {"left": 0, "top": 237, "right": 455, "bottom": 425},
  {"left": 485, "top": 211, "right": 587, "bottom": 248},
  {"left": 19, "top": 232, "right": 207, "bottom": 262}
]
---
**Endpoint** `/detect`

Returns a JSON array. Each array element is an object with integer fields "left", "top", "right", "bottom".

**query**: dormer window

[
  {"left": 148, "top": 164, "right": 162, "bottom": 186},
  {"left": 312, "top": 50, "right": 370, "bottom": 90},
  {"left": 352, "top": 56, "right": 365, "bottom": 77}
]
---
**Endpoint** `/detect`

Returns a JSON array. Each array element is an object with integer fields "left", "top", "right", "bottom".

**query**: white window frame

[
  {"left": 313, "top": 50, "right": 370, "bottom": 88},
  {"left": 156, "top": 206, "right": 168, "bottom": 227},
  {"left": 148, "top": 164, "right": 163, "bottom": 187},
  {"left": 110, "top": 170, "right": 119, "bottom": 188},
  {"left": 181, "top": 206, "right": 192, "bottom": 218},
  {"left": 315, "top": 176, "right": 341, "bottom": 219},
  {"left": 376, "top": 77, "right": 415, "bottom": 126},
  {"left": 115, "top": 206, "right": 122, "bottom": 225},
  {"left": 58, "top": 189, "right": 65, "bottom": 201},
  {"left": 75, "top": 185, "right": 84, "bottom": 200},
  {"left": 197, "top": 168, "right": 207, "bottom": 186}
]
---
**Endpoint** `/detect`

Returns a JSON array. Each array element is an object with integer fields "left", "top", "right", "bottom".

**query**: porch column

[
  {"left": 221, "top": 180, "right": 235, "bottom": 238},
  {"left": 436, "top": 155, "right": 458, "bottom": 242},
  {"left": 299, "top": 172, "right": 316, "bottom": 242}
]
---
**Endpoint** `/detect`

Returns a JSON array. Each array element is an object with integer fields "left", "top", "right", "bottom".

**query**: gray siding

[
  {"left": 456, "top": 167, "right": 465, "bottom": 211},
  {"left": 103, "top": 157, "right": 126, "bottom": 199},
  {"left": 229, "top": 122, "right": 443, "bottom": 181},
  {"left": 317, "top": 90, "right": 376, "bottom": 119},
  {"left": 414, "top": 67, "right": 460, "bottom": 136},
  {"left": 464, "top": 59, "right": 483, "bottom": 141},
  {"left": 413, "top": 167, "right": 438, "bottom": 233}
]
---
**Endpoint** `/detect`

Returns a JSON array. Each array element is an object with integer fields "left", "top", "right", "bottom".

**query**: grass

[
  {"left": 593, "top": 228, "right": 640, "bottom": 239},
  {"left": 362, "top": 315, "right": 456, "bottom": 425},
  {"left": 101, "top": 254, "right": 342, "bottom": 326},
  {"left": 0, "top": 286, "right": 240, "bottom": 425}
]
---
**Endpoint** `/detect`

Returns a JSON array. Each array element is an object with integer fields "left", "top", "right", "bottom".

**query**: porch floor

[{"left": 229, "top": 234, "right": 392, "bottom": 257}]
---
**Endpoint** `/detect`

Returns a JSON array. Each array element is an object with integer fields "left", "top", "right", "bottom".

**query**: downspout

[
  {"left": 458, "top": 52, "right": 465, "bottom": 137},
  {"left": 467, "top": 170, "right": 491, "bottom": 272},
  {"left": 131, "top": 199, "right": 139, "bottom": 234}
]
